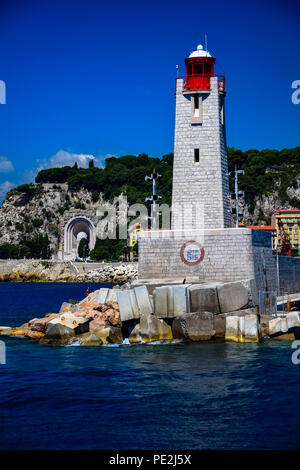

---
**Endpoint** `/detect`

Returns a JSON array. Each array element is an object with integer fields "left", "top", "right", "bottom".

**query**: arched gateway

[{"left": 63, "top": 216, "right": 96, "bottom": 260}]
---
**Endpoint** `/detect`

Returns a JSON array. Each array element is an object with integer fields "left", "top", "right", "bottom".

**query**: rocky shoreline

[
  {"left": 0, "top": 261, "right": 138, "bottom": 283},
  {"left": 1, "top": 279, "right": 300, "bottom": 347}
]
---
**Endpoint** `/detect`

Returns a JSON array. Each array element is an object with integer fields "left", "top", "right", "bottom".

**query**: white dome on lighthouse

[{"left": 189, "top": 44, "right": 211, "bottom": 58}]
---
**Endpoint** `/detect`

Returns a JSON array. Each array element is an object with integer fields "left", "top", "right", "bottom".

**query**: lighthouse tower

[
  {"left": 138, "top": 43, "right": 276, "bottom": 292},
  {"left": 172, "top": 44, "right": 231, "bottom": 230}
]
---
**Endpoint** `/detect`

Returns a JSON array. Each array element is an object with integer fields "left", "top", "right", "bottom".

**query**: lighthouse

[
  {"left": 172, "top": 44, "right": 231, "bottom": 230},
  {"left": 138, "top": 43, "right": 276, "bottom": 292}
]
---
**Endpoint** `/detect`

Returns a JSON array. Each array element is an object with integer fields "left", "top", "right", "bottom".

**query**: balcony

[{"left": 176, "top": 74, "right": 225, "bottom": 92}]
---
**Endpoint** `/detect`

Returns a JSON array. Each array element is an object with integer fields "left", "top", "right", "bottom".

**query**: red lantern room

[{"left": 183, "top": 44, "right": 225, "bottom": 92}]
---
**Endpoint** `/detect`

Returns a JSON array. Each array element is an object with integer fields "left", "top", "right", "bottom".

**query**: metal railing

[{"left": 176, "top": 74, "right": 225, "bottom": 92}]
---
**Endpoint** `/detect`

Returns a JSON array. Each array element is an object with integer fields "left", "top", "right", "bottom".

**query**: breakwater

[{"left": 0, "top": 260, "right": 137, "bottom": 283}]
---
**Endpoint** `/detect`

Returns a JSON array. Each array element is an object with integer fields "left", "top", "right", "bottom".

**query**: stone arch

[{"left": 64, "top": 216, "right": 96, "bottom": 259}]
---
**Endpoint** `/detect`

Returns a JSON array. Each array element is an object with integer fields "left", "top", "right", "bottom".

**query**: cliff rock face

[
  {"left": 0, "top": 183, "right": 123, "bottom": 256},
  {"left": 1, "top": 179, "right": 300, "bottom": 257}
]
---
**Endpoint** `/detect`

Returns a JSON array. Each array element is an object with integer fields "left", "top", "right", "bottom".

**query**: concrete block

[
  {"left": 244, "top": 315, "right": 259, "bottom": 342},
  {"left": 188, "top": 283, "right": 220, "bottom": 313},
  {"left": 117, "top": 290, "right": 138, "bottom": 322},
  {"left": 154, "top": 286, "right": 168, "bottom": 317},
  {"left": 286, "top": 312, "right": 300, "bottom": 329},
  {"left": 134, "top": 286, "right": 153, "bottom": 316},
  {"left": 106, "top": 289, "right": 118, "bottom": 303},
  {"left": 225, "top": 316, "right": 240, "bottom": 342},
  {"left": 217, "top": 281, "right": 250, "bottom": 313},
  {"left": 269, "top": 317, "right": 288, "bottom": 336},
  {"left": 97, "top": 288, "right": 109, "bottom": 304},
  {"left": 154, "top": 285, "right": 189, "bottom": 318},
  {"left": 173, "top": 285, "right": 189, "bottom": 316},
  {"left": 172, "top": 312, "right": 215, "bottom": 341}
]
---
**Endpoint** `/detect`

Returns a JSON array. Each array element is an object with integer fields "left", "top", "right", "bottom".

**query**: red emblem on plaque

[{"left": 180, "top": 240, "right": 205, "bottom": 266}]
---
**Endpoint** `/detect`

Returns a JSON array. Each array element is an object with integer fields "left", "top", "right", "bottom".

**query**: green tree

[{"left": 78, "top": 238, "right": 90, "bottom": 259}]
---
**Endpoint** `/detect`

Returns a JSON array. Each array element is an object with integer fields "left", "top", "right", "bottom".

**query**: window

[
  {"left": 194, "top": 149, "right": 200, "bottom": 163},
  {"left": 191, "top": 94, "right": 202, "bottom": 124}
]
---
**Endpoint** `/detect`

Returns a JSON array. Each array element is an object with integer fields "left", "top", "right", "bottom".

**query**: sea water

[{"left": 0, "top": 283, "right": 300, "bottom": 449}]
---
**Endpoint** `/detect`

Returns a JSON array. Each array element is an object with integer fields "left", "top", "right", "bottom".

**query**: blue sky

[{"left": 0, "top": 0, "right": 299, "bottom": 198}]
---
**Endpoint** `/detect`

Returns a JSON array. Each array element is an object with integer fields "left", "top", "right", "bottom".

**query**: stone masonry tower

[
  {"left": 138, "top": 43, "right": 276, "bottom": 292},
  {"left": 172, "top": 44, "right": 231, "bottom": 230}
]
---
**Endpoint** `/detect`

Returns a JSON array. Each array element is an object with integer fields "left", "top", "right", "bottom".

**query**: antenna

[{"left": 205, "top": 34, "right": 208, "bottom": 55}]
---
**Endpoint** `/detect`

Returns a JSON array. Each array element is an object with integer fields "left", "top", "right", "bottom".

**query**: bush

[{"left": 32, "top": 218, "right": 43, "bottom": 228}]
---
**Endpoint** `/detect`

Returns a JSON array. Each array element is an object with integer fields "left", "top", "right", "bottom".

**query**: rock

[
  {"left": 80, "top": 333, "right": 103, "bottom": 346},
  {"left": 188, "top": 283, "right": 220, "bottom": 314},
  {"left": 25, "top": 330, "right": 45, "bottom": 340},
  {"left": 217, "top": 280, "right": 256, "bottom": 313},
  {"left": 40, "top": 323, "right": 75, "bottom": 345},
  {"left": 128, "top": 323, "right": 142, "bottom": 343},
  {"left": 48, "top": 313, "right": 90, "bottom": 335},
  {"left": 0, "top": 326, "right": 13, "bottom": 335},
  {"left": 259, "top": 314, "right": 273, "bottom": 336},
  {"left": 11, "top": 329, "right": 26, "bottom": 336},
  {"left": 28, "top": 315, "right": 58, "bottom": 333},
  {"left": 129, "top": 314, "right": 173, "bottom": 343},
  {"left": 93, "top": 327, "right": 123, "bottom": 345},
  {"left": 272, "top": 333, "right": 296, "bottom": 341},
  {"left": 172, "top": 312, "right": 215, "bottom": 341},
  {"left": 59, "top": 302, "right": 76, "bottom": 313}
]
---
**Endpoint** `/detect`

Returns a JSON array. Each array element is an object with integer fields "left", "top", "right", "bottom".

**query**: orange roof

[
  {"left": 275, "top": 209, "right": 300, "bottom": 214},
  {"left": 246, "top": 225, "right": 275, "bottom": 231}
]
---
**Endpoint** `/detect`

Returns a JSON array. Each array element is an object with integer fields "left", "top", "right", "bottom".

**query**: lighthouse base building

[{"left": 138, "top": 44, "right": 277, "bottom": 292}]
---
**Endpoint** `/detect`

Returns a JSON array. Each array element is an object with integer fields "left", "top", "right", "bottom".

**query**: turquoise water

[{"left": 0, "top": 283, "right": 300, "bottom": 449}]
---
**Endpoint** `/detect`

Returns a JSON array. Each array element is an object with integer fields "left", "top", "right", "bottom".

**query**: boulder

[
  {"left": 59, "top": 302, "right": 75, "bottom": 313},
  {"left": 25, "top": 330, "right": 45, "bottom": 340},
  {"left": 217, "top": 279, "right": 257, "bottom": 313},
  {"left": 11, "top": 329, "right": 26, "bottom": 336},
  {"left": 0, "top": 326, "right": 13, "bottom": 335},
  {"left": 129, "top": 323, "right": 142, "bottom": 343},
  {"left": 259, "top": 315, "right": 273, "bottom": 337},
  {"left": 28, "top": 315, "right": 58, "bottom": 333},
  {"left": 172, "top": 312, "right": 215, "bottom": 341},
  {"left": 93, "top": 327, "right": 123, "bottom": 345},
  {"left": 80, "top": 333, "right": 103, "bottom": 346},
  {"left": 48, "top": 313, "right": 90, "bottom": 335},
  {"left": 129, "top": 314, "right": 172, "bottom": 343},
  {"left": 40, "top": 323, "right": 75, "bottom": 345},
  {"left": 188, "top": 283, "right": 220, "bottom": 314}
]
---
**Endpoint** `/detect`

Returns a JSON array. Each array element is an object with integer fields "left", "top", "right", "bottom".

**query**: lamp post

[{"left": 145, "top": 169, "right": 161, "bottom": 230}]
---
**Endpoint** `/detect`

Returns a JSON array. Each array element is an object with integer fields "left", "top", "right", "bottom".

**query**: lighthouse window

[
  {"left": 194, "top": 95, "right": 199, "bottom": 110},
  {"left": 194, "top": 149, "right": 200, "bottom": 163}
]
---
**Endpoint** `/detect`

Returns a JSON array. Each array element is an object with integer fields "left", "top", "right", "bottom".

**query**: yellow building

[{"left": 275, "top": 209, "right": 300, "bottom": 251}]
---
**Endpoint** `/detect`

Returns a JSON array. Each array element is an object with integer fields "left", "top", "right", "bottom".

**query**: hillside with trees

[{"left": 1, "top": 147, "right": 300, "bottom": 260}]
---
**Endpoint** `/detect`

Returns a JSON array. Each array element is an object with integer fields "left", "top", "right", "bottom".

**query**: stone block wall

[
  {"left": 138, "top": 228, "right": 278, "bottom": 293},
  {"left": 172, "top": 77, "right": 231, "bottom": 230}
]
